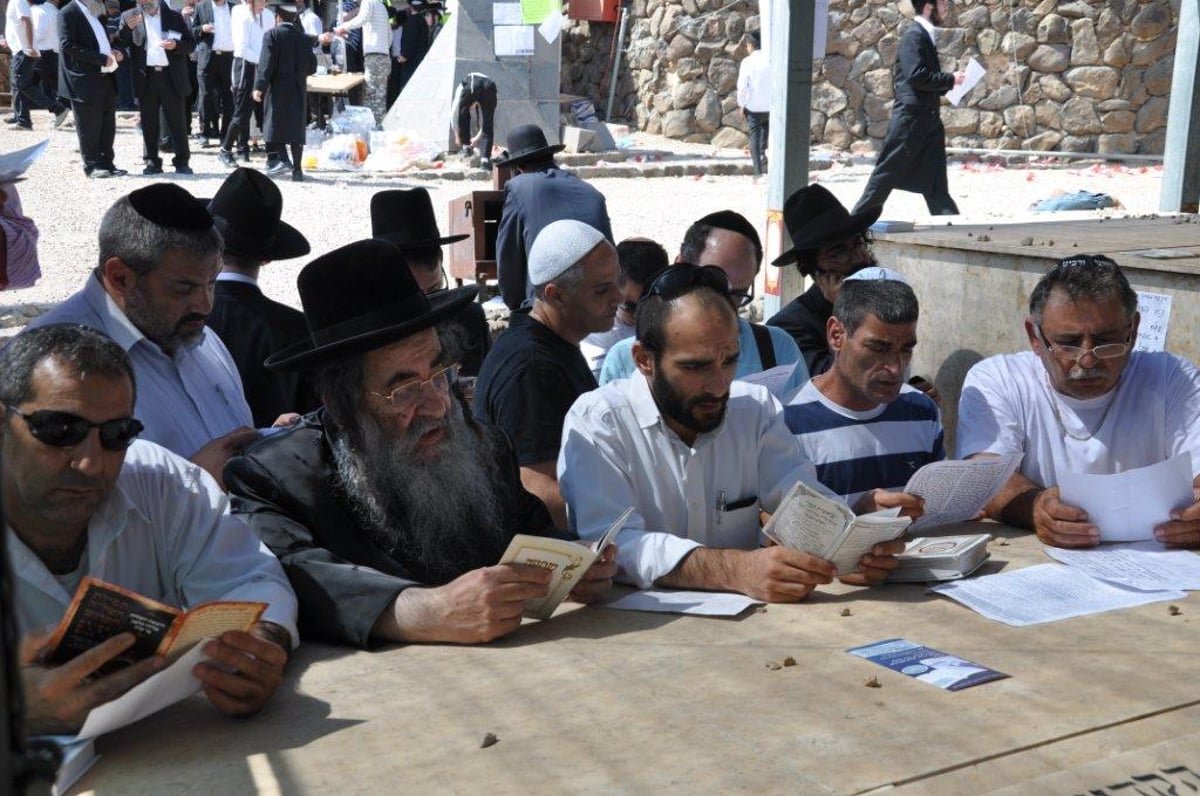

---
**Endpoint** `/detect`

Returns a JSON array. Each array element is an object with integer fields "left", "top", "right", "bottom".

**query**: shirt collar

[
  {"left": 217, "top": 271, "right": 258, "bottom": 287},
  {"left": 914, "top": 14, "right": 936, "bottom": 41},
  {"left": 83, "top": 273, "right": 147, "bottom": 353},
  {"left": 627, "top": 368, "right": 730, "bottom": 446}
]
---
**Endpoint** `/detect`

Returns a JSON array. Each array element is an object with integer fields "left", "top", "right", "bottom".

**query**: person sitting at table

[
  {"left": 224, "top": 239, "right": 616, "bottom": 648},
  {"left": 957, "top": 254, "right": 1200, "bottom": 549},
  {"left": 782, "top": 267, "right": 942, "bottom": 506},
  {"left": 3, "top": 324, "right": 297, "bottom": 734},
  {"left": 559, "top": 265, "right": 917, "bottom": 602},
  {"left": 580, "top": 237, "right": 668, "bottom": 379}
]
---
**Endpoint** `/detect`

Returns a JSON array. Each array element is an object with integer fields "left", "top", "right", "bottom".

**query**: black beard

[{"left": 651, "top": 366, "right": 729, "bottom": 437}]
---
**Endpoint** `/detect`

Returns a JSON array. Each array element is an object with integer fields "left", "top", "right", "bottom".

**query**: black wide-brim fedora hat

[
  {"left": 370, "top": 188, "right": 468, "bottom": 248},
  {"left": 265, "top": 239, "right": 477, "bottom": 371},
  {"left": 205, "top": 168, "right": 310, "bottom": 262},
  {"left": 771, "top": 184, "right": 882, "bottom": 267},
  {"left": 494, "top": 124, "right": 565, "bottom": 166}
]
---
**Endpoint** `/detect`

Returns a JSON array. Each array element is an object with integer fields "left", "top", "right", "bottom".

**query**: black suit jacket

[
  {"left": 495, "top": 166, "right": 613, "bottom": 311},
  {"left": 188, "top": 0, "right": 227, "bottom": 68},
  {"left": 893, "top": 22, "right": 954, "bottom": 109},
  {"left": 765, "top": 283, "right": 834, "bottom": 377},
  {"left": 207, "top": 280, "right": 319, "bottom": 427},
  {"left": 119, "top": 5, "right": 195, "bottom": 98},
  {"left": 224, "top": 410, "right": 557, "bottom": 647},
  {"left": 58, "top": 1, "right": 119, "bottom": 103}
]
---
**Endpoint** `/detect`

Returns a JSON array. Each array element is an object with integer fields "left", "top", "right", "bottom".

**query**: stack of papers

[
  {"left": 605, "top": 589, "right": 762, "bottom": 616},
  {"left": 1043, "top": 542, "right": 1200, "bottom": 592}
]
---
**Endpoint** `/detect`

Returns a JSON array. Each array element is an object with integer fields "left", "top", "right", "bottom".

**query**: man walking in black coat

[
  {"left": 58, "top": 0, "right": 128, "bottom": 177},
  {"left": 852, "top": 0, "right": 963, "bottom": 216},
  {"left": 253, "top": 1, "right": 315, "bottom": 181},
  {"left": 190, "top": 0, "right": 235, "bottom": 145},
  {"left": 120, "top": 0, "right": 196, "bottom": 175},
  {"left": 206, "top": 168, "right": 317, "bottom": 426}
]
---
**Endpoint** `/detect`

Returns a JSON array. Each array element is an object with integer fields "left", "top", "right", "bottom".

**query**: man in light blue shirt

[
  {"left": 28, "top": 183, "right": 258, "bottom": 487},
  {"left": 598, "top": 210, "right": 807, "bottom": 391}
]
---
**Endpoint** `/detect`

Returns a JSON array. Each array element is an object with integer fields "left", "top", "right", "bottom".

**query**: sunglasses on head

[
  {"left": 6, "top": 406, "right": 144, "bottom": 451},
  {"left": 642, "top": 264, "right": 734, "bottom": 303}
]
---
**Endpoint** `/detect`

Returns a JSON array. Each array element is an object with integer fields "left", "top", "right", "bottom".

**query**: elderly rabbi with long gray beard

[{"left": 225, "top": 239, "right": 617, "bottom": 648}]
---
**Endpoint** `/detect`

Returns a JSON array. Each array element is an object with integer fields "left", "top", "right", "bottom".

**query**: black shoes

[
  {"left": 217, "top": 149, "right": 237, "bottom": 168},
  {"left": 143, "top": 163, "right": 164, "bottom": 175}
]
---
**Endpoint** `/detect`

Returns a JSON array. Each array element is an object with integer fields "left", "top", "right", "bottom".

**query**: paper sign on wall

[
  {"left": 493, "top": 2, "right": 522, "bottom": 24},
  {"left": 1135, "top": 291, "right": 1172, "bottom": 352}
]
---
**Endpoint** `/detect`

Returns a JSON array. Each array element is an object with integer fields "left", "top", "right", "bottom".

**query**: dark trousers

[
  {"left": 36, "top": 50, "right": 59, "bottom": 101},
  {"left": 115, "top": 57, "right": 135, "bottom": 110},
  {"left": 745, "top": 110, "right": 769, "bottom": 177},
  {"left": 854, "top": 104, "right": 960, "bottom": 216},
  {"left": 71, "top": 80, "right": 118, "bottom": 173},
  {"left": 139, "top": 69, "right": 190, "bottom": 168},
  {"left": 456, "top": 82, "right": 496, "bottom": 159},
  {"left": 12, "top": 51, "right": 66, "bottom": 123},
  {"left": 268, "top": 142, "right": 302, "bottom": 171},
  {"left": 222, "top": 57, "right": 256, "bottom": 155},
  {"left": 198, "top": 50, "right": 233, "bottom": 138}
]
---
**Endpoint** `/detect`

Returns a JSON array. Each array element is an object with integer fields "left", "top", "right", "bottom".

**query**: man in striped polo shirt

[{"left": 783, "top": 267, "right": 942, "bottom": 507}]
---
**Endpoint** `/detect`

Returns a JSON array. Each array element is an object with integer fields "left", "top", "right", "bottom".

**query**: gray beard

[{"left": 330, "top": 401, "right": 508, "bottom": 585}]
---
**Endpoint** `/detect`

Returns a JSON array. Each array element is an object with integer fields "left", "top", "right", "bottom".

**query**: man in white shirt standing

[
  {"left": 30, "top": 0, "right": 65, "bottom": 106},
  {"left": 7, "top": 0, "right": 70, "bottom": 130},
  {"left": 958, "top": 254, "right": 1200, "bottom": 549},
  {"left": 560, "top": 266, "right": 913, "bottom": 601},
  {"left": 333, "top": 0, "right": 390, "bottom": 125},
  {"left": 2, "top": 324, "right": 298, "bottom": 734},
  {"left": 190, "top": 0, "right": 235, "bottom": 145},
  {"left": 219, "top": 0, "right": 274, "bottom": 167},
  {"left": 735, "top": 31, "right": 769, "bottom": 179}
]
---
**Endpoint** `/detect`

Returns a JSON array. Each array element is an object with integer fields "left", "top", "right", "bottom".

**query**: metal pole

[
  {"left": 762, "top": 0, "right": 813, "bottom": 318},
  {"left": 605, "top": 0, "right": 630, "bottom": 122},
  {"left": 1161, "top": 0, "right": 1200, "bottom": 212}
]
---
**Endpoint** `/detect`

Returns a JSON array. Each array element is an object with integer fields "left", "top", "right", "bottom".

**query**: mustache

[
  {"left": 57, "top": 472, "right": 106, "bottom": 491},
  {"left": 688, "top": 393, "right": 729, "bottom": 407},
  {"left": 1068, "top": 365, "right": 1106, "bottom": 380}
]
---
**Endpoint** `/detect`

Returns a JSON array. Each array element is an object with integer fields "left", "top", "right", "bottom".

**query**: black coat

[
  {"left": 255, "top": 21, "right": 315, "bottom": 145},
  {"left": 119, "top": 5, "right": 195, "bottom": 99},
  {"left": 495, "top": 166, "right": 613, "bottom": 311},
  {"left": 207, "top": 280, "right": 319, "bottom": 428},
  {"left": 58, "top": 1, "right": 119, "bottom": 103},
  {"left": 766, "top": 283, "right": 834, "bottom": 377},
  {"left": 893, "top": 21, "right": 955, "bottom": 109},
  {"left": 224, "top": 410, "right": 557, "bottom": 647}
]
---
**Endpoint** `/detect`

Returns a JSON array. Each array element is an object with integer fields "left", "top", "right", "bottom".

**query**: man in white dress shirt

[
  {"left": 218, "top": 0, "right": 273, "bottom": 166},
  {"left": 27, "top": 184, "right": 260, "bottom": 488},
  {"left": 559, "top": 266, "right": 913, "bottom": 601},
  {"left": 958, "top": 254, "right": 1200, "bottom": 549},
  {"left": 2, "top": 324, "right": 297, "bottom": 734},
  {"left": 735, "top": 31, "right": 769, "bottom": 179}
]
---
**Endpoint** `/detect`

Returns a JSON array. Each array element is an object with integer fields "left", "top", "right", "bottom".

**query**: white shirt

[
  {"left": 736, "top": 49, "right": 771, "bottom": 113},
  {"left": 210, "top": 0, "right": 233, "bottom": 51},
  {"left": 558, "top": 373, "right": 831, "bottom": 589},
  {"left": 300, "top": 7, "right": 321, "bottom": 37},
  {"left": 144, "top": 10, "right": 168, "bottom": 66},
  {"left": 5, "top": 0, "right": 31, "bottom": 52},
  {"left": 28, "top": 274, "right": 254, "bottom": 460},
  {"left": 956, "top": 350, "right": 1200, "bottom": 487},
  {"left": 337, "top": 0, "right": 389, "bottom": 55},
  {"left": 74, "top": 0, "right": 112, "bottom": 56},
  {"left": 231, "top": 2, "right": 273, "bottom": 62},
  {"left": 914, "top": 14, "right": 936, "bottom": 44},
  {"left": 9, "top": 440, "right": 298, "bottom": 645},
  {"left": 30, "top": 1, "right": 58, "bottom": 53},
  {"left": 579, "top": 318, "right": 634, "bottom": 379}
]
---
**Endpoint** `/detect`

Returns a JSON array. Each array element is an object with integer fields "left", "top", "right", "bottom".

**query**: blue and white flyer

[{"left": 846, "top": 638, "right": 1009, "bottom": 691}]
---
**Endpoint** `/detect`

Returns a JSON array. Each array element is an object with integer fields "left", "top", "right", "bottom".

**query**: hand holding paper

[
  {"left": 946, "top": 57, "right": 985, "bottom": 106},
  {"left": 1058, "top": 454, "right": 1194, "bottom": 543}
]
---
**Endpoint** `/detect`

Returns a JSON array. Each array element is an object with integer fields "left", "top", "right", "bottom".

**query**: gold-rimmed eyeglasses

[
  {"left": 370, "top": 362, "right": 460, "bottom": 409},
  {"left": 1034, "top": 324, "right": 1133, "bottom": 362}
]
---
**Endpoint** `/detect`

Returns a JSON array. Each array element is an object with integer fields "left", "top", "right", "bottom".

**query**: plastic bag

[
  {"left": 317, "top": 134, "right": 367, "bottom": 171},
  {"left": 329, "top": 105, "right": 376, "bottom": 140}
]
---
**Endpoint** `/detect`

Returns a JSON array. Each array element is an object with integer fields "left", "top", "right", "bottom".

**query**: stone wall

[{"left": 561, "top": 0, "right": 1178, "bottom": 155}]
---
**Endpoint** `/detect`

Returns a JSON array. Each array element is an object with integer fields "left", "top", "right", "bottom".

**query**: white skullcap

[
  {"left": 843, "top": 266, "right": 909, "bottom": 285},
  {"left": 528, "top": 219, "right": 608, "bottom": 287}
]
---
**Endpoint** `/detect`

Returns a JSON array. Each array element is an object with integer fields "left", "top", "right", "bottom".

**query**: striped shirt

[{"left": 783, "top": 381, "right": 944, "bottom": 507}]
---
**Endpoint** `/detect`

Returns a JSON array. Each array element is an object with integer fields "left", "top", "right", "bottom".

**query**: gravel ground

[{"left": 0, "top": 111, "right": 1168, "bottom": 318}]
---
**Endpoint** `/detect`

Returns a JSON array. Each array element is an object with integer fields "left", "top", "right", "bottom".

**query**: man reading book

[
  {"left": 783, "top": 268, "right": 943, "bottom": 507},
  {"left": 1, "top": 325, "right": 298, "bottom": 734},
  {"left": 559, "top": 266, "right": 916, "bottom": 602},
  {"left": 225, "top": 240, "right": 615, "bottom": 648}
]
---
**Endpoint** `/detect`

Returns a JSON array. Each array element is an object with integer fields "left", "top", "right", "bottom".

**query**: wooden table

[
  {"left": 306, "top": 73, "right": 366, "bottom": 130},
  {"left": 71, "top": 524, "right": 1200, "bottom": 795}
]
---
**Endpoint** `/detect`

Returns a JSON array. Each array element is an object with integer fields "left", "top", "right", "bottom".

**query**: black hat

[
  {"left": 495, "top": 124, "right": 564, "bottom": 166},
  {"left": 208, "top": 168, "right": 310, "bottom": 261},
  {"left": 771, "top": 184, "right": 881, "bottom": 268},
  {"left": 269, "top": 0, "right": 299, "bottom": 11},
  {"left": 370, "top": 188, "right": 468, "bottom": 249},
  {"left": 265, "top": 239, "right": 477, "bottom": 371},
  {"left": 128, "top": 183, "right": 213, "bottom": 230}
]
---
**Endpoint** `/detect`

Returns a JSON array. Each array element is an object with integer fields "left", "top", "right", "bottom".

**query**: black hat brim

[
  {"left": 495, "top": 143, "right": 565, "bottom": 166},
  {"left": 771, "top": 205, "right": 882, "bottom": 266},
  {"left": 262, "top": 220, "right": 312, "bottom": 261},
  {"left": 374, "top": 231, "right": 469, "bottom": 248},
  {"left": 264, "top": 284, "right": 478, "bottom": 371}
]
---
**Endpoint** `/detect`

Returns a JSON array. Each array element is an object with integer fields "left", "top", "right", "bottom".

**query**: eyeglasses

[
  {"left": 729, "top": 279, "right": 755, "bottom": 309},
  {"left": 642, "top": 264, "right": 733, "bottom": 303},
  {"left": 1034, "top": 324, "right": 1133, "bottom": 362},
  {"left": 370, "top": 362, "right": 460, "bottom": 409},
  {"left": 818, "top": 233, "right": 873, "bottom": 268},
  {"left": 422, "top": 268, "right": 450, "bottom": 295},
  {"left": 6, "top": 406, "right": 144, "bottom": 451},
  {"left": 618, "top": 300, "right": 638, "bottom": 315}
]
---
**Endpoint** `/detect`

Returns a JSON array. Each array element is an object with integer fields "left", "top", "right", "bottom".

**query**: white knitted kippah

[
  {"left": 528, "top": 219, "right": 607, "bottom": 287},
  {"left": 842, "top": 266, "right": 909, "bottom": 285}
]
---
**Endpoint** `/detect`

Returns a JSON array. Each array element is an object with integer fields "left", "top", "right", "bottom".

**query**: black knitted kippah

[{"left": 127, "top": 183, "right": 213, "bottom": 231}]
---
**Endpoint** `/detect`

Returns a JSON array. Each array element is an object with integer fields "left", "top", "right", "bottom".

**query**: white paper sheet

[
  {"left": 76, "top": 643, "right": 208, "bottom": 741},
  {"left": 537, "top": 11, "right": 562, "bottom": 43},
  {"left": 1135, "top": 291, "right": 1172, "bottom": 352},
  {"left": 0, "top": 138, "right": 50, "bottom": 181},
  {"left": 930, "top": 563, "right": 1184, "bottom": 626},
  {"left": 493, "top": 24, "right": 535, "bottom": 56},
  {"left": 1058, "top": 454, "right": 1194, "bottom": 543},
  {"left": 605, "top": 589, "right": 762, "bottom": 616},
  {"left": 946, "top": 57, "right": 985, "bottom": 106},
  {"left": 738, "top": 364, "right": 798, "bottom": 399},
  {"left": 905, "top": 454, "right": 1021, "bottom": 530},
  {"left": 812, "top": 0, "right": 829, "bottom": 60},
  {"left": 1044, "top": 542, "right": 1200, "bottom": 592},
  {"left": 492, "top": 2, "right": 522, "bottom": 25}
]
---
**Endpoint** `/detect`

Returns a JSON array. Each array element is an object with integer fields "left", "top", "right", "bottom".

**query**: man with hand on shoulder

[{"left": 958, "top": 254, "right": 1200, "bottom": 548}]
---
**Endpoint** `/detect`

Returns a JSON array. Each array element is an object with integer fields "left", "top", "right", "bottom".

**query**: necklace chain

[{"left": 1046, "top": 375, "right": 1117, "bottom": 442}]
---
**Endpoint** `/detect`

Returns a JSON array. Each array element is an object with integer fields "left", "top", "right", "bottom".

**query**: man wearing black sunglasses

[
  {"left": 959, "top": 255, "right": 1200, "bottom": 550},
  {"left": 561, "top": 267, "right": 906, "bottom": 603},
  {"left": 1, "top": 325, "right": 298, "bottom": 734}
]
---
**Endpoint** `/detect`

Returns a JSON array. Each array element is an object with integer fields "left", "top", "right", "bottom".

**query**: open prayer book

[
  {"left": 47, "top": 577, "right": 266, "bottom": 673},
  {"left": 500, "top": 507, "right": 633, "bottom": 619},
  {"left": 764, "top": 483, "right": 912, "bottom": 574}
]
